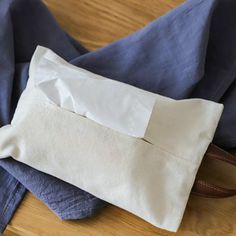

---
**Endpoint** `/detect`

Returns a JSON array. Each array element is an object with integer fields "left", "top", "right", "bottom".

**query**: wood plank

[{"left": 42, "top": 0, "right": 185, "bottom": 50}]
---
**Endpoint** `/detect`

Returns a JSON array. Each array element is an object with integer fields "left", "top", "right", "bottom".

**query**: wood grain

[
  {"left": 43, "top": 0, "right": 185, "bottom": 50},
  {"left": 3, "top": 0, "right": 236, "bottom": 235}
]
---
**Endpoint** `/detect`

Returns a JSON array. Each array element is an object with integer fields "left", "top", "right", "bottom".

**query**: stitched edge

[{"left": 0, "top": 180, "right": 26, "bottom": 233}]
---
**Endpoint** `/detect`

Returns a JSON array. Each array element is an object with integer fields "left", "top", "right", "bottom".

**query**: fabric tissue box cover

[{"left": 0, "top": 46, "right": 223, "bottom": 232}]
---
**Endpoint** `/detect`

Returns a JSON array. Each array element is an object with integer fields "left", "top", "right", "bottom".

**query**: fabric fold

[
  {"left": 72, "top": 0, "right": 218, "bottom": 99},
  {"left": 0, "top": 46, "right": 223, "bottom": 232},
  {"left": 0, "top": 0, "right": 105, "bottom": 232}
]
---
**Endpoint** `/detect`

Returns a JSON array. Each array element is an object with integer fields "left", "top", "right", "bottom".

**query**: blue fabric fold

[
  {"left": 0, "top": 0, "right": 105, "bottom": 233},
  {"left": 0, "top": 170, "right": 26, "bottom": 233},
  {"left": 190, "top": 0, "right": 236, "bottom": 147},
  {"left": 0, "top": 0, "right": 236, "bottom": 233}
]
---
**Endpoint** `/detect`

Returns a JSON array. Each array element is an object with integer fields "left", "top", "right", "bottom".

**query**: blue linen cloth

[
  {"left": 0, "top": 0, "right": 104, "bottom": 233},
  {"left": 1, "top": 0, "right": 236, "bottom": 233}
]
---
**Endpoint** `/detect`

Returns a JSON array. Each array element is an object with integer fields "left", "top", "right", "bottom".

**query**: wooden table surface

[{"left": 4, "top": 0, "right": 236, "bottom": 235}]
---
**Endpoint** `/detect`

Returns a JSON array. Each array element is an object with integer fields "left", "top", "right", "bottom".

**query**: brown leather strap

[
  {"left": 205, "top": 144, "right": 236, "bottom": 166},
  {"left": 192, "top": 180, "right": 236, "bottom": 198},
  {"left": 192, "top": 144, "right": 236, "bottom": 198}
]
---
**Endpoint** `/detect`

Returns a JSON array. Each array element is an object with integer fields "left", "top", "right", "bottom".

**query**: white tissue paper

[{"left": 0, "top": 46, "right": 223, "bottom": 232}]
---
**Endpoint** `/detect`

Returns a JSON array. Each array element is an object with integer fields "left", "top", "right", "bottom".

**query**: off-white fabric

[
  {"left": 29, "top": 47, "right": 157, "bottom": 138},
  {"left": 0, "top": 46, "right": 223, "bottom": 232}
]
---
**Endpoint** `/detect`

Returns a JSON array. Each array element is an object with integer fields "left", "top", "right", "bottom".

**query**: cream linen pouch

[{"left": 0, "top": 46, "right": 223, "bottom": 232}]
